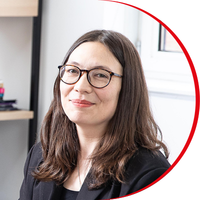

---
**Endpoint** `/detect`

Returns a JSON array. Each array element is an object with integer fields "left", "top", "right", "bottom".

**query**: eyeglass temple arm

[{"left": 112, "top": 72, "right": 123, "bottom": 77}]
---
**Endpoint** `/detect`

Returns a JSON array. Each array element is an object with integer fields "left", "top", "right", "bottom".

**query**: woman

[{"left": 19, "top": 30, "right": 170, "bottom": 200}]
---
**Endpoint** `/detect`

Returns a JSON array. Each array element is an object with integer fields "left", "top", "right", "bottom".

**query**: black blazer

[{"left": 19, "top": 143, "right": 170, "bottom": 200}]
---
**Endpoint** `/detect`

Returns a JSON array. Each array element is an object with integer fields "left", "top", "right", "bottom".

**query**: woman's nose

[{"left": 73, "top": 72, "right": 93, "bottom": 93}]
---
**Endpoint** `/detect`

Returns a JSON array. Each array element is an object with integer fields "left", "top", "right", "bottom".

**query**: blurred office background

[{"left": 0, "top": 0, "right": 196, "bottom": 199}]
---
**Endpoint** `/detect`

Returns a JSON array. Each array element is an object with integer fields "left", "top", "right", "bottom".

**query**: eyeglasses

[{"left": 58, "top": 64, "right": 123, "bottom": 89}]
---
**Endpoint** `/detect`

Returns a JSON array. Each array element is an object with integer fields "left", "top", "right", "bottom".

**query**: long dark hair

[{"left": 33, "top": 30, "right": 169, "bottom": 189}]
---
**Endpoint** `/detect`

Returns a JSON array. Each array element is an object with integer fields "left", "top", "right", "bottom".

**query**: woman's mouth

[{"left": 71, "top": 99, "right": 95, "bottom": 107}]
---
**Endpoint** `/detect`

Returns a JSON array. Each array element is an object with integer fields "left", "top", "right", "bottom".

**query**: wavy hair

[{"left": 33, "top": 30, "right": 169, "bottom": 189}]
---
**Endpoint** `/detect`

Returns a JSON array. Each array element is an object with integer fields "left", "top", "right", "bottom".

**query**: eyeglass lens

[{"left": 59, "top": 65, "right": 111, "bottom": 88}]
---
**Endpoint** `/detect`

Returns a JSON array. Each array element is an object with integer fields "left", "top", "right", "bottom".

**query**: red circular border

[{"left": 101, "top": 0, "right": 200, "bottom": 198}]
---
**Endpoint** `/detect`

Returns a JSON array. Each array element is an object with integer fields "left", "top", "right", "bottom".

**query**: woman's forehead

[{"left": 67, "top": 42, "right": 123, "bottom": 74}]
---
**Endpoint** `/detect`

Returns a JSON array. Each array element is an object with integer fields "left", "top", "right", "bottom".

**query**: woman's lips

[{"left": 71, "top": 99, "right": 94, "bottom": 107}]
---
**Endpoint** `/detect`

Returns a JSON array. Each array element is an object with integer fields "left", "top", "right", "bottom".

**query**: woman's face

[{"left": 60, "top": 42, "right": 123, "bottom": 130}]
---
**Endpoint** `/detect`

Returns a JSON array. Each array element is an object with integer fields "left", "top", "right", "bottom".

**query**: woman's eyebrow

[
  {"left": 66, "top": 61, "right": 112, "bottom": 71},
  {"left": 66, "top": 61, "right": 80, "bottom": 66},
  {"left": 92, "top": 65, "right": 111, "bottom": 71}
]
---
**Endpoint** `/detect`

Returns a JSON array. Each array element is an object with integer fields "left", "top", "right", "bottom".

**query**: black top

[
  {"left": 60, "top": 187, "right": 79, "bottom": 200},
  {"left": 19, "top": 142, "right": 171, "bottom": 200}
]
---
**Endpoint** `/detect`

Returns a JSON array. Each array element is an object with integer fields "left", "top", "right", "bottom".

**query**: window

[
  {"left": 159, "top": 25, "right": 182, "bottom": 53},
  {"left": 139, "top": 13, "right": 195, "bottom": 97}
]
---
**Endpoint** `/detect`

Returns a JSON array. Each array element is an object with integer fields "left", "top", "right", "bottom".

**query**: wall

[
  {"left": 0, "top": 17, "right": 32, "bottom": 200},
  {"left": 149, "top": 92, "right": 195, "bottom": 163}
]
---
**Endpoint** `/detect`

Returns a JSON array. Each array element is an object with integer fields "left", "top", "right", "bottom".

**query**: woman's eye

[
  {"left": 95, "top": 73, "right": 109, "bottom": 79},
  {"left": 67, "top": 69, "right": 79, "bottom": 74}
]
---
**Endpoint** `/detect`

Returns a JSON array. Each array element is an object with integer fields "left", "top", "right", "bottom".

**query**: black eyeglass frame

[{"left": 58, "top": 64, "right": 123, "bottom": 89}]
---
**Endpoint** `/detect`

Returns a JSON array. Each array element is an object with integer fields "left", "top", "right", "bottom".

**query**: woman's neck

[{"left": 76, "top": 124, "right": 105, "bottom": 159}]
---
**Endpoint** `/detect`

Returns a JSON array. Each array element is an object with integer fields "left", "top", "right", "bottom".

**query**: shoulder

[
  {"left": 127, "top": 147, "right": 170, "bottom": 171},
  {"left": 28, "top": 142, "right": 43, "bottom": 166},
  {"left": 23, "top": 142, "right": 43, "bottom": 177},
  {"left": 123, "top": 147, "right": 170, "bottom": 193},
  {"left": 30, "top": 142, "right": 43, "bottom": 159}
]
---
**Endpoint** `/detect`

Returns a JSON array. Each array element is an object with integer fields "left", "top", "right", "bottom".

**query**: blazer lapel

[
  {"left": 76, "top": 171, "right": 110, "bottom": 200},
  {"left": 76, "top": 182, "right": 105, "bottom": 200},
  {"left": 35, "top": 180, "right": 63, "bottom": 200},
  {"left": 32, "top": 151, "right": 63, "bottom": 200}
]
